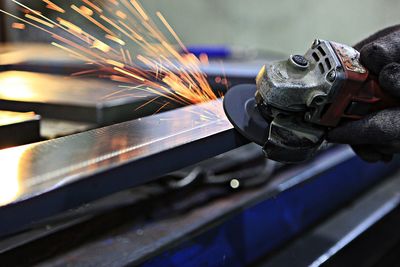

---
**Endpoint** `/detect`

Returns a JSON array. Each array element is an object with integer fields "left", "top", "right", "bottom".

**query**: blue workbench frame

[{"left": 143, "top": 151, "right": 400, "bottom": 267}]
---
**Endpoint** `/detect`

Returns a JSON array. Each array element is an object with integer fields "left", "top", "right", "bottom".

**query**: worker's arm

[{"left": 327, "top": 25, "right": 400, "bottom": 162}]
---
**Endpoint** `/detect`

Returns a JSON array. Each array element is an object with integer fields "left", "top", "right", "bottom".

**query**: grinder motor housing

[{"left": 252, "top": 39, "right": 399, "bottom": 163}]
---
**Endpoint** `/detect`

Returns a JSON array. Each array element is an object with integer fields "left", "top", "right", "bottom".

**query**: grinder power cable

[{"left": 223, "top": 39, "right": 400, "bottom": 163}]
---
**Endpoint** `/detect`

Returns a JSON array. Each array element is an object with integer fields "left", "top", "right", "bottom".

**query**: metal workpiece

[
  {"left": 18, "top": 146, "right": 400, "bottom": 267},
  {"left": 0, "top": 110, "right": 41, "bottom": 149},
  {"left": 0, "top": 99, "right": 246, "bottom": 236},
  {"left": 0, "top": 71, "right": 171, "bottom": 125},
  {"left": 0, "top": 44, "right": 84, "bottom": 70}
]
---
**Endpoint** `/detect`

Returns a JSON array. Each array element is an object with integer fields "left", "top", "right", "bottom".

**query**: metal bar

[
  {"left": 0, "top": 110, "right": 41, "bottom": 149},
  {"left": 0, "top": 71, "right": 169, "bottom": 125},
  {"left": 0, "top": 100, "right": 247, "bottom": 237}
]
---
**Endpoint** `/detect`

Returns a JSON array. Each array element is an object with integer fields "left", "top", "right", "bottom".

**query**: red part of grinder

[{"left": 319, "top": 42, "right": 400, "bottom": 127}]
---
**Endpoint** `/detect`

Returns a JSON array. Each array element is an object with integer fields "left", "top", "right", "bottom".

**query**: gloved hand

[{"left": 327, "top": 25, "right": 400, "bottom": 162}]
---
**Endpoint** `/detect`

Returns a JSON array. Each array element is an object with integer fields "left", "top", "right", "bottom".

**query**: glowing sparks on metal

[{"left": 1, "top": 0, "right": 222, "bottom": 115}]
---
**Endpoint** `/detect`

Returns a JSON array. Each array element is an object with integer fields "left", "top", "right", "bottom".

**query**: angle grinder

[{"left": 223, "top": 39, "right": 400, "bottom": 163}]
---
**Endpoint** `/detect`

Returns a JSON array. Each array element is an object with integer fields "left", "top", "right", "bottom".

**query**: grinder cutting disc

[{"left": 223, "top": 84, "right": 269, "bottom": 146}]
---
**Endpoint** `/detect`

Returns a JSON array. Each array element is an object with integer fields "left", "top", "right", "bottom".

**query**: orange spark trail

[
  {"left": 1, "top": 0, "right": 224, "bottom": 117},
  {"left": 11, "top": 23, "right": 25, "bottom": 30},
  {"left": 43, "top": 0, "right": 65, "bottom": 13}
]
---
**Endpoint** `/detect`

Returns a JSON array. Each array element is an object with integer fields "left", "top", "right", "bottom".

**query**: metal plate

[
  {"left": 0, "top": 71, "right": 169, "bottom": 124},
  {"left": 0, "top": 110, "right": 40, "bottom": 148},
  {"left": 0, "top": 99, "right": 246, "bottom": 236},
  {"left": 0, "top": 43, "right": 87, "bottom": 73}
]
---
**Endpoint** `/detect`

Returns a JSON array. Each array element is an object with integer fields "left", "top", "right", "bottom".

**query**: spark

[
  {"left": 2, "top": 0, "right": 224, "bottom": 117},
  {"left": 92, "top": 39, "right": 111, "bottom": 52},
  {"left": 78, "top": 5, "right": 93, "bottom": 16},
  {"left": 42, "top": 0, "right": 65, "bottom": 14},
  {"left": 113, "top": 67, "right": 145, "bottom": 82},
  {"left": 57, "top": 17, "right": 82, "bottom": 33},
  {"left": 116, "top": 10, "right": 127, "bottom": 19},
  {"left": 156, "top": 11, "right": 187, "bottom": 52},
  {"left": 11, "top": 23, "right": 25, "bottom": 30},
  {"left": 82, "top": 0, "right": 103, "bottom": 14},
  {"left": 154, "top": 102, "right": 170, "bottom": 114},
  {"left": 106, "top": 59, "right": 125, "bottom": 68},
  {"left": 130, "top": 0, "right": 149, "bottom": 21},
  {"left": 199, "top": 53, "right": 209, "bottom": 65},
  {"left": 70, "top": 5, "right": 115, "bottom": 36},
  {"left": 105, "top": 34, "right": 126, "bottom": 46},
  {"left": 134, "top": 96, "right": 160, "bottom": 111},
  {"left": 24, "top": 14, "right": 55, "bottom": 28}
]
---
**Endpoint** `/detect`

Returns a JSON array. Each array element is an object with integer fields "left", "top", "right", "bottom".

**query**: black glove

[{"left": 327, "top": 25, "right": 400, "bottom": 162}]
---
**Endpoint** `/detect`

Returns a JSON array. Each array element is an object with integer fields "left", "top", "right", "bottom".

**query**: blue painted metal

[
  {"left": 186, "top": 45, "right": 232, "bottom": 59},
  {"left": 142, "top": 155, "right": 400, "bottom": 267}
]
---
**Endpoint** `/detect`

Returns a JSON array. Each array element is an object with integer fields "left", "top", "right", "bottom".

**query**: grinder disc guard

[{"left": 223, "top": 84, "right": 269, "bottom": 146}]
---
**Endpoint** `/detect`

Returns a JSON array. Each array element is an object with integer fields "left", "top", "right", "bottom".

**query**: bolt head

[
  {"left": 327, "top": 70, "right": 336, "bottom": 82},
  {"left": 289, "top": 55, "right": 309, "bottom": 69},
  {"left": 292, "top": 55, "right": 308, "bottom": 66}
]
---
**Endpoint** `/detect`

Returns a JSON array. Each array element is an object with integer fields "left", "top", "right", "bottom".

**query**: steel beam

[{"left": 0, "top": 100, "right": 247, "bottom": 236}]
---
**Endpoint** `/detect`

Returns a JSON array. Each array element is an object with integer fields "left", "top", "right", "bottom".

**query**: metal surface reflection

[
  {"left": 0, "top": 100, "right": 245, "bottom": 236},
  {"left": 0, "top": 75, "right": 36, "bottom": 100},
  {"left": 0, "top": 44, "right": 82, "bottom": 67},
  {"left": 0, "top": 110, "right": 38, "bottom": 126},
  {"left": 0, "top": 71, "right": 162, "bottom": 124},
  {"left": 0, "top": 146, "right": 27, "bottom": 206}
]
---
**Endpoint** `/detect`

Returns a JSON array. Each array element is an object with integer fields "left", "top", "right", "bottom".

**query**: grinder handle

[
  {"left": 342, "top": 73, "right": 400, "bottom": 120},
  {"left": 321, "top": 69, "right": 400, "bottom": 127}
]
